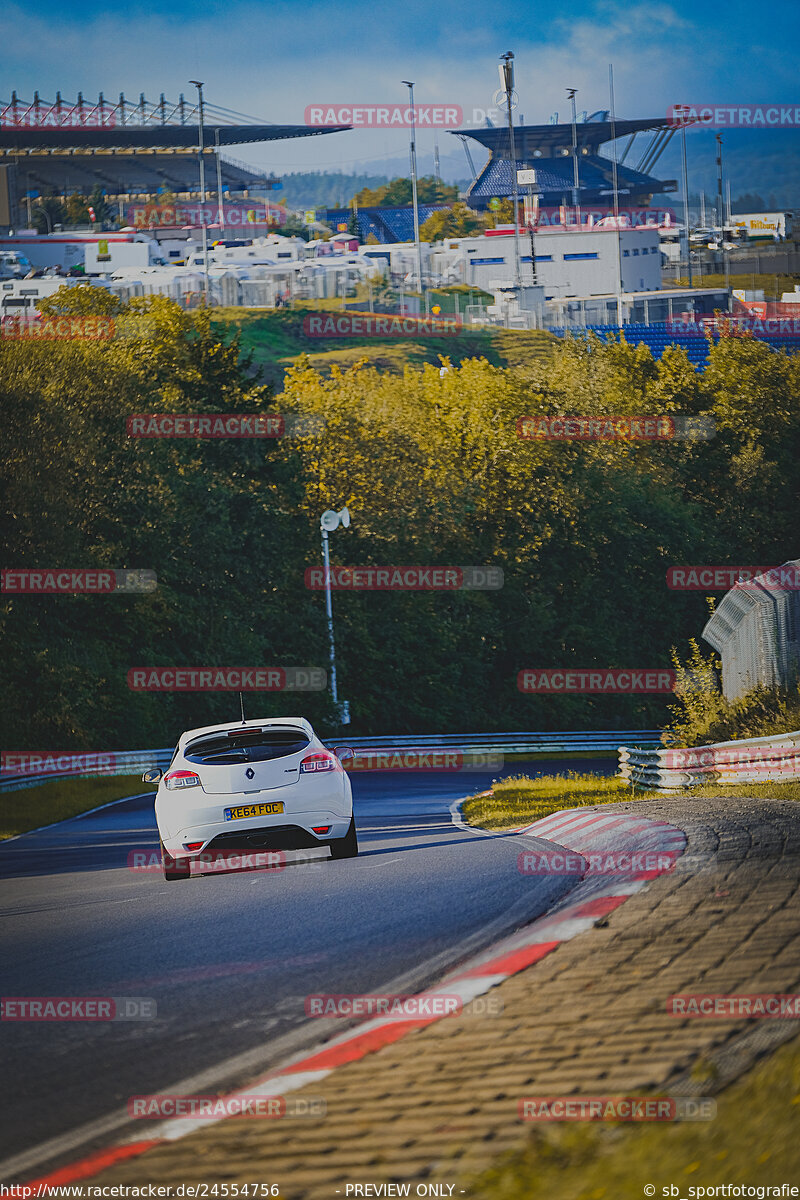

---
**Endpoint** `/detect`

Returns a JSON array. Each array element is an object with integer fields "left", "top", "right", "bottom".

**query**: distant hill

[
  {"left": 265, "top": 127, "right": 800, "bottom": 216},
  {"left": 645, "top": 127, "right": 800, "bottom": 210},
  {"left": 273, "top": 172, "right": 391, "bottom": 211}
]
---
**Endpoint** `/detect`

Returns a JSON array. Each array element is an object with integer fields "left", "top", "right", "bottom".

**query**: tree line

[{"left": 2, "top": 287, "right": 799, "bottom": 750}]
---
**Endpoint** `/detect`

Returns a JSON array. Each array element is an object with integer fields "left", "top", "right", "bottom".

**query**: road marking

[{"left": 12, "top": 808, "right": 686, "bottom": 1188}]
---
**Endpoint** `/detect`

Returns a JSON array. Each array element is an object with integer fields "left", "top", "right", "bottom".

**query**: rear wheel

[
  {"left": 161, "top": 840, "right": 191, "bottom": 881},
  {"left": 329, "top": 816, "right": 359, "bottom": 860}
]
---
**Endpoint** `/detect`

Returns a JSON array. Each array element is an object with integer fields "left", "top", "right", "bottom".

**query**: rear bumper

[
  {"left": 155, "top": 775, "right": 351, "bottom": 855},
  {"left": 206, "top": 822, "right": 350, "bottom": 851},
  {"left": 158, "top": 813, "right": 351, "bottom": 858}
]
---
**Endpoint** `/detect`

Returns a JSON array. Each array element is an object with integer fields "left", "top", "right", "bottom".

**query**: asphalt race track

[{"left": 0, "top": 757, "right": 615, "bottom": 1177}]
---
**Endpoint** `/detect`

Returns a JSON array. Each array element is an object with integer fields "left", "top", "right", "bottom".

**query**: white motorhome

[{"left": 0, "top": 276, "right": 110, "bottom": 318}]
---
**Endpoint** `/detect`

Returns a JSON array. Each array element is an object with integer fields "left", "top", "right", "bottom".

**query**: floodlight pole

[
  {"left": 320, "top": 524, "right": 339, "bottom": 707},
  {"left": 567, "top": 88, "right": 580, "bottom": 224},
  {"left": 501, "top": 52, "right": 522, "bottom": 289},
  {"left": 215, "top": 127, "right": 225, "bottom": 238},
  {"left": 608, "top": 63, "right": 623, "bottom": 327},
  {"left": 681, "top": 121, "right": 693, "bottom": 287},
  {"left": 716, "top": 133, "right": 730, "bottom": 308},
  {"left": 403, "top": 81, "right": 423, "bottom": 301},
  {"left": 190, "top": 81, "right": 209, "bottom": 301}
]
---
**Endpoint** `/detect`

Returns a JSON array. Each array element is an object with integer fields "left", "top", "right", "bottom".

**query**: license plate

[{"left": 224, "top": 801, "right": 285, "bottom": 821}]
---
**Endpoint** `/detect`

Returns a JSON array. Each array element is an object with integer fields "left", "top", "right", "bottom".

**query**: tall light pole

[
  {"left": 567, "top": 87, "right": 580, "bottom": 224},
  {"left": 402, "top": 81, "right": 423, "bottom": 301},
  {"left": 189, "top": 80, "right": 209, "bottom": 301},
  {"left": 500, "top": 52, "right": 522, "bottom": 289},
  {"left": 608, "top": 63, "right": 623, "bottom": 326},
  {"left": 680, "top": 121, "right": 693, "bottom": 288},
  {"left": 215, "top": 127, "right": 225, "bottom": 239},
  {"left": 320, "top": 507, "right": 351, "bottom": 725},
  {"left": 716, "top": 133, "right": 730, "bottom": 307}
]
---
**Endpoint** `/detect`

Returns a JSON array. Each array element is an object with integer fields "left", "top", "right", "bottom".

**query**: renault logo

[{"left": 245, "top": 768, "right": 255, "bottom": 780}]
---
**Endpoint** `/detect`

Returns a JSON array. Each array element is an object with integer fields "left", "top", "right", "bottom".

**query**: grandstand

[
  {"left": 8, "top": 153, "right": 277, "bottom": 206},
  {"left": 455, "top": 117, "right": 678, "bottom": 210},
  {"left": 552, "top": 323, "right": 800, "bottom": 368},
  {"left": 323, "top": 204, "right": 449, "bottom": 244},
  {"left": 0, "top": 92, "right": 350, "bottom": 226}
]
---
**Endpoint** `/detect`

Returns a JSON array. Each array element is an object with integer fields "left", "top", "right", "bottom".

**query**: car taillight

[
  {"left": 299, "top": 753, "right": 337, "bottom": 774},
  {"left": 165, "top": 771, "right": 201, "bottom": 790}
]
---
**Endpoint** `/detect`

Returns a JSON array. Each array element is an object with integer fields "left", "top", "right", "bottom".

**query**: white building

[{"left": 430, "top": 226, "right": 662, "bottom": 297}]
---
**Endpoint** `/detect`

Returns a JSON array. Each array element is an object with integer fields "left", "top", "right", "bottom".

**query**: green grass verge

[
  {"left": 670, "top": 272, "right": 800, "bottom": 297},
  {"left": 465, "top": 1031, "right": 800, "bottom": 1198},
  {"left": 462, "top": 771, "right": 800, "bottom": 830},
  {"left": 0, "top": 775, "right": 148, "bottom": 840},
  {"left": 210, "top": 307, "right": 556, "bottom": 390}
]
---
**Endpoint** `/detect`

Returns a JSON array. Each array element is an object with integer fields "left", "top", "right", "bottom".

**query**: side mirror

[
  {"left": 333, "top": 746, "right": 354, "bottom": 762},
  {"left": 142, "top": 768, "right": 163, "bottom": 786}
]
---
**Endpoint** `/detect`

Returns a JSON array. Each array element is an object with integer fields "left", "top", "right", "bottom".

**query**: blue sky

[{"left": 4, "top": 0, "right": 799, "bottom": 177}]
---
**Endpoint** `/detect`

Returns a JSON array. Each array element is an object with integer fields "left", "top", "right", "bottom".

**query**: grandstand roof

[
  {"left": 0, "top": 95, "right": 351, "bottom": 163},
  {"left": 454, "top": 118, "right": 673, "bottom": 158},
  {"left": 454, "top": 118, "right": 677, "bottom": 209},
  {"left": 0, "top": 122, "right": 349, "bottom": 153}
]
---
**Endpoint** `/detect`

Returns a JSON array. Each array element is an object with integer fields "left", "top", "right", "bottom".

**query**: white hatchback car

[{"left": 143, "top": 717, "right": 356, "bottom": 880}]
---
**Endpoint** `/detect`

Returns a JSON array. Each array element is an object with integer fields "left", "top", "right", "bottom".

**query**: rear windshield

[{"left": 184, "top": 728, "right": 310, "bottom": 765}]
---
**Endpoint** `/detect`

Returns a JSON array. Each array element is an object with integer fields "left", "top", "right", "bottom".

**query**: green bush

[{"left": 664, "top": 640, "right": 800, "bottom": 746}]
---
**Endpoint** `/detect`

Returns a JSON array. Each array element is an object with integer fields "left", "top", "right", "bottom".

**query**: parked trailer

[
  {"left": 730, "top": 212, "right": 794, "bottom": 242},
  {"left": 0, "top": 232, "right": 166, "bottom": 273}
]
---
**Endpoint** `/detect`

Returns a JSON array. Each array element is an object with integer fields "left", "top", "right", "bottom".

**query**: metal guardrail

[
  {"left": 0, "top": 731, "right": 661, "bottom": 794},
  {"left": 619, "top": 729, "right": 800, "bottom": 791},
  {"left": 0, "top": 749, "right": 174, "bottom": 794}
]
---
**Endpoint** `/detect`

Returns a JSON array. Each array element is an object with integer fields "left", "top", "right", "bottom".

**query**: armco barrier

[
  {"left": 0, "top": 731, "right": 660, "bottom": 794},
  {"left": 618, "top": 729, "right": 800, "bottom": 791}
]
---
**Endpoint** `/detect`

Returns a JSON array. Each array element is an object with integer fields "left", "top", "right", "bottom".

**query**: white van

[{"left": 0, "top": 251, "right": 33, "bottom": 280}]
